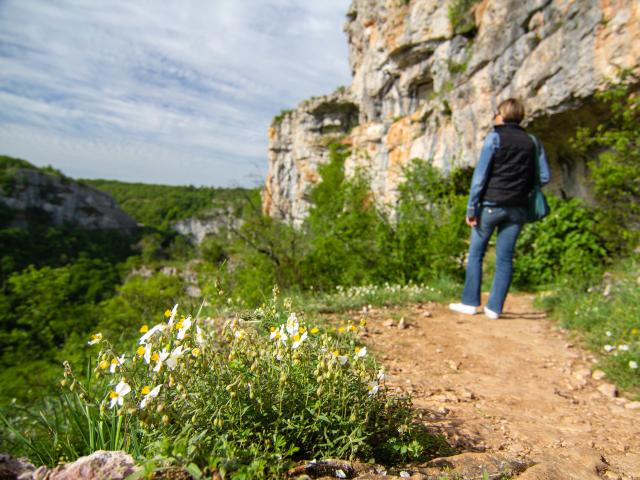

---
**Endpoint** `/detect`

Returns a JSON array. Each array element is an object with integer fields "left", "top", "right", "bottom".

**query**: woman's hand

[{"left": 466, "top": 216, "right": 477, "bottom": 227}]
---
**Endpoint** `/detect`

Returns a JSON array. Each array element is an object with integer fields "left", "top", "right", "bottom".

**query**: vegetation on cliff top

[{"left": 83, "top": 178, "right": 253, "bottom": 231}]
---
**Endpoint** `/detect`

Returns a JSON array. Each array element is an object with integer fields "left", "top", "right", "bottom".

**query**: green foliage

[
  {"left": 305, "top": 144, "right": 385, "bottom": 288},
  {"left": 0, "top": 224, "right": 134, "bottom": 284},
  {"left": 513, "top": 196, "right": 607, "bottom": 287},
  {"left": 448, "top": 0, "right": 481, "bottom": 36},
  {"left": 572, "top": 75, "right": 640, "bottom": 252},
  {"left": 3, "top": 298, "right": 449, "bottom": 476},
  {"left": 1, "top": 385, "right": 145, "bottom": 466},
  {"left": 384, "top": 159, "right": 470, "bottom": 283},
  {"left": 294, "top": 280, "right": 460, "bottom": 315},
  {"left": 539, "top": 258, "right": 640, "bottom": 397},
  {"left": 83, "top": 179, "right": 252, "bottom": 230},
  {"left": 0, "top": 260, "right": 119, "bottom": 366},
  {"left": 272, "top": 109, "right": 294, "bottom": 125},
  {"left": 0, "top": 155, "right": 67, "bottom": 195}
]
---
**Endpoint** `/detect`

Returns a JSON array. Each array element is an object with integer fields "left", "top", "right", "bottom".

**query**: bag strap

[{"left": 528, "top": 134, "right": 541, "bottom": 187}]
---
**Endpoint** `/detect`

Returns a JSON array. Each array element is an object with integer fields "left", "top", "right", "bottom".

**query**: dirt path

[{"left": 357, "top": 294, "right": 640, "bottom": 479}]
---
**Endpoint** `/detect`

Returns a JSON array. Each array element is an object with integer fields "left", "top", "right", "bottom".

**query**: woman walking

[{"left": 449, "top": 98, "right": 551, "bottom": 319}]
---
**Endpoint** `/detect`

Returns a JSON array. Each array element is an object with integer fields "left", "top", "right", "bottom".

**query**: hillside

[
  {"left": 0, "top": 156, "right": 137, "bottom": 232},
  {"left": 83, "top": 178, "right": 256, "bottom": 232}
]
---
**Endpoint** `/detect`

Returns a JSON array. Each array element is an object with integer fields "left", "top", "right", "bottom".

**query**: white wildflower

[
  {"left": 604, "top": 345, "right": 614, "bottom": 352},
  {"left": 619, "top": 345, "right": 629, "bottom": 351},
  {"left": 139, "top": 384, "right": 162, "bottom": 409},
  {"left": 167, "top": 304, "right": 179, "bottom": 326},
  {"left": 195, "top": 326, "right": 205, "bottom": 345},
  {"left": 166, "top": 345, "right": 185, "bottom": 371},
  {"left": 367, "top": 381, "right": 379, "bottom": 396},
  {"left": 109, "top": 380, "right": 131, "bottom": 409},
  {"left": 143, "top": 345, "right": 152, "bottom": 364},
  {"left": 354, "top": 346, "right": 367, "bottom": 358},
  {"left": 88, "top": 333, "right": 102, "bottom": 345},
  {"left": 176, "top": 316, "right": 192, "bottom": 340},
  {"left": 630, "top": 361, "right": 638, "bottom": 369},
  {"left": 139, "top": 324, "right": 165, "bottom": 345},
  {"left": 109, "top": 355, "right": 125, "bottom": 374},
  {"left": 153, "top": 349, "right": 170, "bottom": 372},
  {"left": 291, "top": 332, "right": 308, "bottom": 350}
]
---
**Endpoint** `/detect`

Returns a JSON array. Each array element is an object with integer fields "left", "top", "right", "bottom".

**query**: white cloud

[{"left": 0, "top": 0, "right": 352, "bottom": 187}]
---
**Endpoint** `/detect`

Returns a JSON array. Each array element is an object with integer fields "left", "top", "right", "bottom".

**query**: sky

[{"left": 0, "top": 0, "right": 353, "bottom": 187}]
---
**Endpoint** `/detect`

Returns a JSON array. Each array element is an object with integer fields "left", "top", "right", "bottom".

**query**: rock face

[
  {"left": 1, "top": 169, "right": 138, "bottom": 232},
  {"left": 172, "top": 207, "right": 242, "bottom": 244},
  {"left": 263, "top": 0, "right": 640, "bottom": 224}
]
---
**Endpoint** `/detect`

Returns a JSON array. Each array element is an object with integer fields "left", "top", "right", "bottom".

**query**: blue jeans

[{"left": 461, "top": 206, "right": 526, "bottom": 314}]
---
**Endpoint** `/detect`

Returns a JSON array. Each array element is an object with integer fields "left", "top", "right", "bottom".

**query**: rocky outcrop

[
  {"left": 0, "top": 169, "right": 138, "bottom": 232},
  {"left": 263, "top": 90, "right": 359, "bottom": 224},
  {"left": 264, "top": 0, "right": 640, "bottom": 223},
  {"left": 172, "top": 207, "right": 242, "bottom": 244}
]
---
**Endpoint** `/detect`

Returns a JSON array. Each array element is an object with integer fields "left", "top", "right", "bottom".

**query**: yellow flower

[
  {"left": 632, "top": 328, "right": 639, "bottom": 336},
  {"left": 270, "top": 326, "right": 276, "bottom": 333},
  {"left": 359, "top": 318, "right": 366, "bottom": 326},
  {"left": 98, "top": 359, "right": 109, "bottom": 369},
  {"left": 338, "top": 327, "right": 345, "bottom": 333},
  {"left": 88, "top": 333, "right": 102, "bottom": 345},
  {"left": 192, "top": 347, "right": 201, "bottom": 357},
  {"left": 293, "top": 333, "right": 301, "bottom": 342},
  {"left": 348, "top": 324, "right": 357, "bottom": 332},
  {"left": 164, "top": 309, "right": 172, "bottom": 318},
  {"left": 139, "top": 325, "right": 149, "bottom": 333},
  {"left": 136, "top": 345, "right": 146, "bottom": 357},
  {"left": 310, "top": 327, "right": 320, "bottom": 334},
  {"left": 151, "top": 352, "right": 160, "bottom": 362},
  {"left": 141, "top": 385, "right": 151, "bottom": 395},
  {"left": 299, "top": 326, "right": 306, "bottom": 333}
]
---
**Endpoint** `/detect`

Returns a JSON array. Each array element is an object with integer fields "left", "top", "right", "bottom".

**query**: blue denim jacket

[{"left": 466, "top": 130, "right": 551, "bottom": 218}]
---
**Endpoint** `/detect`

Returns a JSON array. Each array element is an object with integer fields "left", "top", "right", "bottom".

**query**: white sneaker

[
  {"left": 449, "top": 303, "right": 478, "bottom": 315},
  {"left": 484, "top": 306, "right": 499, "bottom": 320}
]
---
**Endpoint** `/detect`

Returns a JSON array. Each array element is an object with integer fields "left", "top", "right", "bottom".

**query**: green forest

[{"left": 0, "top": 81, "right": 638, "bottom": 478}]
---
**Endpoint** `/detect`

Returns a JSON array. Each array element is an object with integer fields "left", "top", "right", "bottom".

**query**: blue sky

[{"left": 0, "top": 0, "right": 353, "bottom": 187}]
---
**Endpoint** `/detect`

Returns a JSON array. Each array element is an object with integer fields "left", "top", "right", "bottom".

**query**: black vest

[{"left": 482, "top": 123, "right": 536, "bottom": 207}]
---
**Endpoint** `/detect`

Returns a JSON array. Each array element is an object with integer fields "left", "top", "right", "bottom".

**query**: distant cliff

[
  {"left": 0, "top": 157, "right": 138, "bottom": 232},
  {"left": 263, "top": 0, "right": 640, "bottom": 224}
]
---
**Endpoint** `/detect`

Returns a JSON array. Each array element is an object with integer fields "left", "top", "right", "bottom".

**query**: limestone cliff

[
  {"left": 1, "top": 168, "right": 138, "bottom": 232},
  {"left": 263, "top": 0, "right": 640, "bottom": 224}
]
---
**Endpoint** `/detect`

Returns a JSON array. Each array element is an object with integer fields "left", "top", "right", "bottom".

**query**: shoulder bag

[{"left": 526, "top": 134, "right": 550, "bottom": 223}]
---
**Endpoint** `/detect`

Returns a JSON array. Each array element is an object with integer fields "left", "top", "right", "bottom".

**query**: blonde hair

[{"left": 497, "top": 98, "right": 525, "bottom": 124}]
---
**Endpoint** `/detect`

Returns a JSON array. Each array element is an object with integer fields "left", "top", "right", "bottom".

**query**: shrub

[
  {"left": 385, "top": 159, "right": 469, "bottom": 283},
  {"left": 513, "top": 196, "right": 607, "bottom": 287},
  {"left": 3, "top": 295, "right": 448, "bottom": 478},
  {"left": 572, "top": 74, "right": 640, "bottom": 253}
]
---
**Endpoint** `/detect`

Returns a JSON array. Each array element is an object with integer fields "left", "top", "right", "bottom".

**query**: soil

[{"left": 353, "top": 293, "right": 640, "bottom": 479}]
